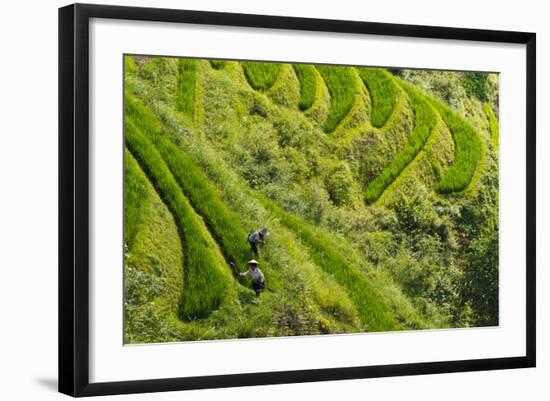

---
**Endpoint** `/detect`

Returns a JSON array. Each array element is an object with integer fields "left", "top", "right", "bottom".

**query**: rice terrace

[{"left": 123, "top": 55, "right": 499, "bottom": 344}]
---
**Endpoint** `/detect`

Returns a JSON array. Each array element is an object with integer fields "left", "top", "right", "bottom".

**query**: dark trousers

[
  {"left": 248, "top": 239, "right": 259, "bottom": 256},
  {"left": 252, "top": 280, "right": 265, "bottom": 296}
]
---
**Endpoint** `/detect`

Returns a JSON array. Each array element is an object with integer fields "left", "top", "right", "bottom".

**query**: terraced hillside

[{"left": 124, "top": 56, "right": 500, "bottom": 343}]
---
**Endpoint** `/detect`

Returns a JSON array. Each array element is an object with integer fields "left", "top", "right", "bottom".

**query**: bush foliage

[{"left": 484, "top": 103, "right": 499, "bottom": 146}]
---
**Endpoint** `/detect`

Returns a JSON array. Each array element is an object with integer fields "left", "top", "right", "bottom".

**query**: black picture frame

[{"left": 59, "top": 3, "right": 536, "bottom": 397}]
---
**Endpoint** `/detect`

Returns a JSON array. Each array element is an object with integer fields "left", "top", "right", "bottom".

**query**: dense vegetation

[
  {"left": 484, "top": 103, "right": 499, "bottom": 146},
  {"left": 125, "top": 121, "right": 232, "bottom": 319},
  {"left": 209, "top": 59, "right": 227, "bottom": 70},
  {"left": 258, "top": 195, "right": 403, "bottom": 331},
  {"left": 124, "top": 55, "right": 499, "bottom": 343}
]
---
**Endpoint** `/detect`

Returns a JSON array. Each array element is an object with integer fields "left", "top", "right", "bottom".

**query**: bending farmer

[
  {"left": 247, "top": 228, "right": 269, "bottom": 257},
  {"left": 239, "top": 259, "right": 266, "bottom": 296}
]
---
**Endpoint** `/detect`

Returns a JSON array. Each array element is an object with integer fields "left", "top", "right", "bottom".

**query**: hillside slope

[{"left": 123, "top": 56, "right": 499, "bottom": 343}]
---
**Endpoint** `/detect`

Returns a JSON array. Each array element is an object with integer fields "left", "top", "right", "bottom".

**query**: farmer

[
  {"left": 239, "top": 259, "right": 266, "bottom": 296},
  {"left": 247, "top": 228, "right": 269, "bottom": 257}
]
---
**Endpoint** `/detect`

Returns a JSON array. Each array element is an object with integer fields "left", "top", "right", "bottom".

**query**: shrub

[
  {"left": 293, "top": 64, "right": 317, "bottom": 110},
  {"left": 257, "top": 195, "right": 400, "bottom": 332},
  {"left": 484, "top": 103, "right": 499, "bottom": 146},
  {"left": 357, "top": 68, "right": 399, "bottom": 128},
  {"left": 316, "top": 65, "right": 357, "bottom": 133},
  {"left": 176, "top": 58, "right": 198, "bottom": 119},
  {"left": 364, "top": 80, "right": 438, "bottom": 203},
  {"left": 428, "top": 98, "right": 482, "bottom": 193},
  {"left": 209, "top": 59, "right": 227, "bottom": 70},
  {"left": 241, "top": 61, "right": 281, "bottom": 91},
  {"left": 125, "top": 121, "right": 231, "bottom": 319},
  {"left": 463, "top": 72, "right": 490, "bottom": 102},
  {"left": 461, "top": 229, "right": 499, "bottom": 326}
]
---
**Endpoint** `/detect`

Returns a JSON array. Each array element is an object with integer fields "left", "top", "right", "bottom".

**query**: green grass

[
  {"left": 316, "top": 65, "right": 357, "bottom": 133},
  {"left": 358, "top": 68, "right": 399, "bottom": 128},
  {"left": 209, "top": 60, "right": 227, "bottom": 70},
  {"left": 364, "top": 81, "right": 438, "bottom": 204},
  {"left": 428, "top": 98, "right": 483, "bottom": 193},
  {"left": 293, "top": 64, "right": 317, "bottom": 111},
  {"left": 484, "top": 103, "right": 499, "bottom": 147},
  {"left": 241, "top": 61, "right": 282, "bottom": 91},
  {"left": 257, "top": 195, "right": 400, "bottom": 332},
  {"left": 176, "top": 58, "right": 198, "bottom": 119},
  {"left": 125, "top": 121, "right": 231, "bottom": 319}
]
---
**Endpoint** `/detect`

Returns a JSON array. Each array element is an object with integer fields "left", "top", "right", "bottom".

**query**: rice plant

[
  {"left": 176, "top": 58, "right": 198, "bottom": 119},
  {"left": 316, "top": 65, "right": 357, "bottom": 133},
  {"left": 293, "top": 64, "right": 317, "bottom": 111},
  {"left": 257, "top": 195, "right": 400, "bottom": 332},
  {"left": 357, "top": 68, "right": 399, "bottom": 128},
  {"left": 241, "top": 61, "right": 281, "bottom": 91},
  {"left": 429, "top": 97, "right": 483, "bottom": 193},
  {"left": 125, "top": 120, "right": 230, "bottom": 319},
  {"left": 364, "top": 81, "right": 438, "bottom": 204}
]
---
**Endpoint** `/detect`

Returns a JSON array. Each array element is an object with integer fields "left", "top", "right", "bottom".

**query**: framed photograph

[{"left": 59, "top": 3, "right": 536, "bottom": 397}]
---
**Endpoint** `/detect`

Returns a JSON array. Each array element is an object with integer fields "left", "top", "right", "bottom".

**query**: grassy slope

[
  {"left": 127, "top": 90, "right": 363, "bottom": 331},
  {"left": 124, "top": 150, "right": 184, "bottom": 343},
  {"left": 124, "top": 56, "right": 497, "bottom": 342},
  {"left": 128, "top": 67, "right": 427, "bottom": 333},
  {"left": 258, "top": 195, "right": 418, "bottom": 332},
  {"left": 125, "top": 120, "right": 234, "bottom": 319}
]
